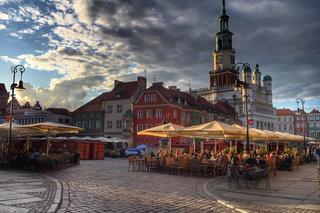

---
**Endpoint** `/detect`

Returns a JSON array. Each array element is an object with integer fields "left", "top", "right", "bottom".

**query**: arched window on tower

[{"left": 229, "top": 39, "right": 232, "bottom": 49}]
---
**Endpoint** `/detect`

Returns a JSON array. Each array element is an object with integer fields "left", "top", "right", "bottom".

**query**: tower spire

[{"left": 222, "top": 0, "right": 226, "bottom": 15}]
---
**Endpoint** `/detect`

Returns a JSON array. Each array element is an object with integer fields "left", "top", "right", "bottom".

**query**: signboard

[{"left": 248, "top": 119, "right": 254, "bottom": 126}]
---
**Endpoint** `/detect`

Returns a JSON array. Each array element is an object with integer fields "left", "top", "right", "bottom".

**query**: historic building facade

[
  {"left": 308, "top": 109, "right": 320, "bottom": 140},
  {"left": 294, "top": 109, "right": 308, "bottom": 137},
  {"left": 276, "top": 108, "right": 295, "bottom": 134},
  {"left": 72, "top": 77, "right": 146, "bottom": 141},
  {"left": 192, "top": 0, "right": 276, "bottom": 131},
  {"left": 133, "top": 82, "right": 237, "bottom": 148}
]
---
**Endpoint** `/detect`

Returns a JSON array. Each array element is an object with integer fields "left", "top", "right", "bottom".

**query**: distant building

[
  {"left": 308, "top": 109, "right": 320, "bottom": 140},
  {"left": 102, "top": 77, "right": 146, "bottom": 143},
  {"left": 72, "top": 77, "right": 146, "bottom": 140},
  {"left": 133, "top": 82, "right": 237, "bottom": 148},
  {"left": 294, "top": 109, "right": 308, "bottom": 138},
  {"left": 191, "top": 0, "right": 276, "bottom": 131},
  {"left": 275, "top": 108, "right": 295, "bottom": 134},
  {"left": 14, "top": 104, "right": 72, "bottom": 125},
  {"left": 72, "top": 93, "right": 106, "bottom": 136},
  {"left": 0, "top": 83, "right": 9, "bottom": 115}
]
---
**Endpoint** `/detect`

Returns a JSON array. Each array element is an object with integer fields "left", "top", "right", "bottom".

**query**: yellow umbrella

[
  {"left": 263, "top": 130, "right": 281, "bottom": 141},
  {"left": 21, "top": 122, "right": 83, "bottom": 134},
  {"left": 137, "top": 123, "right": 185, "bottom": 138},
  {"left": 178, "top": 121, "right": 245, "bottom": 138},
  {"left": 19, "top": 122, "right": 83, "bottom": 153},
  {"left": 137, "top": 123, "right": 185, "bottom": 151}
]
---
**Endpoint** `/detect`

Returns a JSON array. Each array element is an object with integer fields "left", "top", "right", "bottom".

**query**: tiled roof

[
  {"left": 0, "top": 83, "right": 7, "bottom": 93},
  {"left": 276, "top": 108, "right": 294, "bottom": 116},
  {"left": 46, "top": 108, "right": 71, "bottom": 116},
  {"left": 147, "top": 83, "right": 214, "bottom": 112},
  {"left": 74, "top": 79, "right": 144, "bottom": 113},
  {"left": 310, "top": 108, "right": 319, "bottom": 114},
  {"left": 213, "top": 100, "right": 236, "bottom": 116},
  {"left": 146, "top": 83, "right": 235, "bottom": 116}
]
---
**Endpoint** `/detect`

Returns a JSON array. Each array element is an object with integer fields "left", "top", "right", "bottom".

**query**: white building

[
  {"left": 276, "top": 108, "right": 295, "bottom": 134},
  {"left": 193, "top": 0, "right": 276, "bottom": 130},
  {"left": 103, "top": 77, "right": 146, "bottom": 144}
]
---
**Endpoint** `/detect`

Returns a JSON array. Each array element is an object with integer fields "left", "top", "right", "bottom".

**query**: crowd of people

[{"left": 148, "top": 146, "right": 307, "bottom": 177}]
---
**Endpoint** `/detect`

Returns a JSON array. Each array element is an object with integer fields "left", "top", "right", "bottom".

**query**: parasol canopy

[
  {"left": 137, "top": 123, "right": 185, "bottom": 138},
  {"left": 177, "top": 121, "right": 245, "bottom": 138},
  {"left": 19, "top": 122, "right": 83, "bottom": 134},
  {"left": 0, "top": 122, "right": 44, "bottom": 136}
]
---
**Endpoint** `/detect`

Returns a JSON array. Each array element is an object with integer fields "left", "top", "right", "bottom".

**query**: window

[
  {"left": 277, "top": 117, "right": 280, "bottom": 121},
  {"left": 146, "top": 110, "right": 152, "bottom": 118},
  {"left": 289, "top": 125, "right": 292, "bottom": 130},
  {"left": 181, "top": 112, "right": 185, "bottom": 122},
  {"left": 317, "top": 131, "right": 320, "bottom": 137},
  {"left": 83, "top": 121, "right": 87, "bottom": 129},
  {"left": 137, "top": 124, "right": 143, "bottom": 132},
  {"left": 296, "top": 123, "right": 300, "bottom": 128},
  {"left": 156, "top": 109, "right": 162, "bottom": 118},
  {"left": 89, "top": 121, "right": 95, "bottom": 129},
  {"left": 117, "top": 105, "right": 122, "bottom": 113},
  {"left": 116, "top": 120, "right": 122, "bottom": 129},
  {"left": 310, "top": 131, "right": 315, "bottom": 137},
  {"left": 96, "top": 120, "right": 101, "bottom": 129},
  {"left": 278, "top": 125, "right": 281, "bottom": 131},
  {"left": 151, "top": 94, "right": 157, "bottom": 102},
  {"left": 316, "top": 115, "right": 320, "bottom": 121},
  {"left": 107, "top": 105, "right": 113, "bottom": 113},
  {"left": 238, "top": 106, "right": 243, "bottom": 115},
  {"left": 316, "top": 123, "right": 320, "bottom": 128},
  {"left": 137, "top": 110, "right": 143, "bottom": 119},
  {"left": 107, "top": 121, "right": 112, "bottom": 129},
  {"left": 309, "top": 115, "right": 314, "bottom": 121},
  {"left": 76, "top": 121, "right": 81, "bottom": 127},
  {"left": 144, "top": 95, "right": 150, "bottom": 102},
  {"left": 289, "top": 117, "right": 292, "bottom": 121},
  {"left": 283, "top": 124, "right": 287, "bottom": 131},
  {"left": 173, "top": 110, "right": 177, "bottom": 119}
]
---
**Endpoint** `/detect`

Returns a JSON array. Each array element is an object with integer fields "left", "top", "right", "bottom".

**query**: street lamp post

[
  {"left": 7, "top": 65, "right": 26, "bottom": 156},
  {"left": 296, "top": 98, "right": 306, "bottom": 157},
  {"left": 234, "top": 62, "right": 251, "bottom": 152}
]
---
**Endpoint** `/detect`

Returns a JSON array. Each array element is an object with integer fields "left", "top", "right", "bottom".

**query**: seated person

[{"left": 257, "top": 156, "right": 267, "bottom": 169}]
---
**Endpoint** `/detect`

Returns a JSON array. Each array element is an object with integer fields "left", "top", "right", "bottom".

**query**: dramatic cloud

[{"left": 0, "top": 0, "right": 319, "bottom": 110}]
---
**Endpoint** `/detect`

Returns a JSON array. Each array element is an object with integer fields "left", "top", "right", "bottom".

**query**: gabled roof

[
  {"left": 0, "top": 83, "right": 7, "bottom": 93},
  {"left": 145, "top": 83, "right": 214, "bottom": 112},
  {"left": 73, "top": 79, "right": 144, "bottom": 113},
  {"left": 276, "top": 108, "right": 294, "bottom": 116},
  {"left": 310, "top": 108, "right": 319, "bottom": 114},
  {"left": 46, "top": 108, "right": 71, "bottom": 116}
]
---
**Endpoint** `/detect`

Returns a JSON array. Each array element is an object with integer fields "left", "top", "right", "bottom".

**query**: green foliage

[{"left": 37, "top": 155, "right": 55, "bottom": 170}]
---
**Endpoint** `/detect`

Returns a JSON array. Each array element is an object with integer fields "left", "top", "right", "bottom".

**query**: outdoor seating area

[
  {"left": 131, "top": 121, "right": 319, "bottom": 190},
  {"left": 0, "top": 121, "right": 83, "bottom": 171}
]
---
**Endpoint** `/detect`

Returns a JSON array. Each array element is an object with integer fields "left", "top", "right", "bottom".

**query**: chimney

[{"left": 137, "top": 76, "right": 146, "bottom": 90}]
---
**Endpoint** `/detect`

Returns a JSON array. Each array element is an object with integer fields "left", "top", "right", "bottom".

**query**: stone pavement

[
  {"left": 0, "top": 170, "right": 57, "bottom": 213},
  {"left": 205, "top": 163, "right": 320, "bottom": 213},
  {"left": 48, "top": 159, "right": 234, "bottom": 213}
]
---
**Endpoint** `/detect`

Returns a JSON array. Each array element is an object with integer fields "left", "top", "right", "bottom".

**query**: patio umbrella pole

[
  {"left": 193, "top": 138, "right": 196, "bottom": 156},
  {"left": 214, "top": 139, "right": 217, "bottom": 154},
  {"left": 46, "top": 129, "right": 50, "bottom": 154},
  {"left": 276, "top": 141, "right": 279, "bottom": 152},
  {"left": 235, "top": 140, "right": 238, "bottom": 153}
]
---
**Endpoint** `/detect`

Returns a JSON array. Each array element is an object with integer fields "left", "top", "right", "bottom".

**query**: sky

[{"left": 0, "top": 0, "right": 319, "bottom": 112}]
